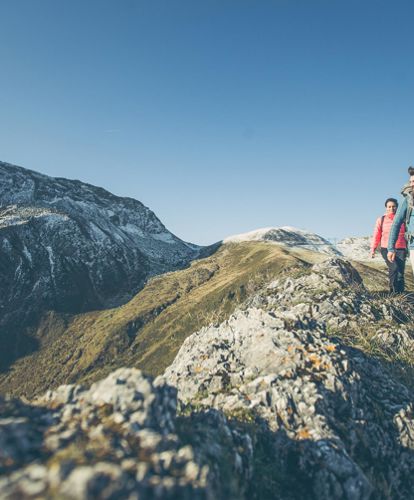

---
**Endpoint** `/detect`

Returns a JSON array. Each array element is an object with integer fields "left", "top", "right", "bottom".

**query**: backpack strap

[
  {"left": 406, "top": 194, "right": 413, "bottom": 227},
  {"left": 380, "top": 215, "right": 385, "bottom": 232}
]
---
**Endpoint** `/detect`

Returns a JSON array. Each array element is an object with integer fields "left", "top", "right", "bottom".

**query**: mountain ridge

[
  {"left": 224, "top": 226, "right": 340, "bottom": 255},
  {"left": 0, "top": 161, "right": 397, "bottom": 391},
  {"left": 1, "top": 162, "right": 414, "bottom": 499},
  {"left": 0, "top": 161, "right": 200, "bottom": 371},
  {"left": 1, "top": 256, "right": 414, "bottom": 499}
]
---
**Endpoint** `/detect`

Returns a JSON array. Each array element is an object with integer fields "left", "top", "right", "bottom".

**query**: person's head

[
  {"left": 385, "top": 197, "right": 398, "bottom": 214},
  {"left": 408, "top": 166, "right": 414, "bottom": 189}
]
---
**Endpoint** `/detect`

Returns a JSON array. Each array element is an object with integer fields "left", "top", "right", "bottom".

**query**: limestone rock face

[
  {"left": 0, "top": 368, "right": 252, "bottom": 499},
  {"left": 165, "top": 259, "right": 414, "bottom": 499}
]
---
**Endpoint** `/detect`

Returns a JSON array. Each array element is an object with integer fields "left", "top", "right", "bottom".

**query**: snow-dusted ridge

[
  {"left": 0, "top": 161, "right": 201, "bottom": 339},
  {"left": 336, "top": 236, "right": 382, "bottom": 262},
  {"left": 224, "top": 226, "right": 341, "bottom": 256}
]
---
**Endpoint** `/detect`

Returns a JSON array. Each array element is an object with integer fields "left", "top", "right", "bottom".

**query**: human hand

[
  {"left": 370, "top": 251, "right": 375, "bottom": 259},
  {"left": 387, "top": 251, "right": 396, "bottom": 262}
]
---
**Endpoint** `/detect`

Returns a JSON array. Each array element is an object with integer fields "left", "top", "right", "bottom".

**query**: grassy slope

[
  {"left": 1, "top": 242, "right": 411, "bottom": 399},
  {"left": 0, "top": 242, "right": 325, "bottom": 398},
  {"left": 352, "top": 259, "right": 414, "bottom": 291}
]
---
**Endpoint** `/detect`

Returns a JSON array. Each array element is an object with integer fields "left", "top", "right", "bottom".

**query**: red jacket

[{"left": 371, "top": 213, "right": 406, "bottom": 251}]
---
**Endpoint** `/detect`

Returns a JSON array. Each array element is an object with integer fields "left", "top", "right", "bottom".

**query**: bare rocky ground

[{"left": 1, "top": 258, "right": 414, "bottom": 499}]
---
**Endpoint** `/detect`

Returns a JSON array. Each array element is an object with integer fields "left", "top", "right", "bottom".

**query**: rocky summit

[{"left": 1, "top": 257, "right": 414, "bottom": 499}]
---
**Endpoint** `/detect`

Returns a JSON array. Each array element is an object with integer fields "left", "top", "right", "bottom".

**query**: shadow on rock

[
  {"left": 0, "top": 313, "right": 40, "bottom": 375},
  {"left": 0, "top": 360, "right": 414, "bottom": 500}
]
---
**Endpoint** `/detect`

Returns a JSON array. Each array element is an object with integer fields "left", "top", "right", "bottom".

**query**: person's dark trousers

[{"left": 380, "top": 247, "right": 407, "bottom": 292}]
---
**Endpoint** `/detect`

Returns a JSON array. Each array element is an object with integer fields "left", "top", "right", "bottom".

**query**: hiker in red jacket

[{"left": 370, "top": 198, "right": 407, "bottom": 292}]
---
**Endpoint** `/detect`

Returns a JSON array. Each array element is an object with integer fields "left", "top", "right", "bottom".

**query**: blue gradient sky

[{"left": 1, "top": 0, "right": 413, "bottom": 244}]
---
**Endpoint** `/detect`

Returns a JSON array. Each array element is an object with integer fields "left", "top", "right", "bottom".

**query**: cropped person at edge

[{"left": 387, "top": 166, "right": 414, "bottom": 286}]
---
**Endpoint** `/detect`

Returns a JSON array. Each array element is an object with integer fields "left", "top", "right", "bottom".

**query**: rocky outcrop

[
  {"left": 1, "top": 258, "right": 414, "bottom": 499},
  {"left": 0, "top": 368, "right": 252, "bottom": 499},
  {"left": 166, "top": 259, "right": 414, "bottom": 499},
  {"left": 0, "top": 161, "right": 199, "bottom": 370}
]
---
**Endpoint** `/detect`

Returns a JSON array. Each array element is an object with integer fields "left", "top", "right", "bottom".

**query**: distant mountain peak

[
  {"left": 224, "top": 226, "right": 341, "bottom": 256},
  {"left": 337, "top": 235, "right": 382, "bottom": 262}
]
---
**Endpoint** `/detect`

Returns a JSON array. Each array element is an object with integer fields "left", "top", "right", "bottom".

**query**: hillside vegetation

[
  {"left": 0, "top": 242, "right": 320, "bottom": 397},
  {"left": 0, "top": 241, "right": 412, "bottom": 399}
]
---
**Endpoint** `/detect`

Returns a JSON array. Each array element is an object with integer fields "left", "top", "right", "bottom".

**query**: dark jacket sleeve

[{"left": 388, "top": 197, "right": 407, "bottom": 252}]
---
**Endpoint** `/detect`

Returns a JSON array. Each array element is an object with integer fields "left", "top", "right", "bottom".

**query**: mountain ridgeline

[
  {"left": 2, "top": 161, "right": 414, "bottom": 499},
  {"left": 0, "top": 161, "right": 200, "bottom": 370},
  {"left": 0, "top": 160, "right": 408, "bottom": 383}
]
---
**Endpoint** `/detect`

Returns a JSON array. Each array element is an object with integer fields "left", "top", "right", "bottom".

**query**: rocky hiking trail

[{"left": 1, "top": 258, "right": 414, "bottom": 499}]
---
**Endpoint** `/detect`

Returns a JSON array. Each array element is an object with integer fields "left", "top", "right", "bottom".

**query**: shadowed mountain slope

[{"left": 0, "top": 161, "right": 201, "bottom": 370}]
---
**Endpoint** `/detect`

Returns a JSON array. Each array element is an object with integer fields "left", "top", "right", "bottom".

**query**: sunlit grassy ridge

[
  {"left": 1, "top": 241, "right": 412, "bottom": 399},
  {"left": 0, "top": 242, "right": 324, "bottom": 397}
]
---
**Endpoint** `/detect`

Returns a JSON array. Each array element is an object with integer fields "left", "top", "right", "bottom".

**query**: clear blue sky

[{"left": 1, "top": 0, "right": 413, "bottom": 245}]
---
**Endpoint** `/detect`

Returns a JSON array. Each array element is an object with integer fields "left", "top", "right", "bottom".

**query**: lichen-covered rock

[
  {"left": 165, "top": 259, "right": 414, "bottom": 499},
  {"left": 0, "top": 368, "right": 252, "bottom": 499}
]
